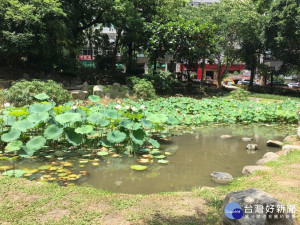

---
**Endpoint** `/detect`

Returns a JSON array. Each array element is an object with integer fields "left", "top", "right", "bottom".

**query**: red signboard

[{"left": 78, "top": 55, "right": 95, "bottom": 61}]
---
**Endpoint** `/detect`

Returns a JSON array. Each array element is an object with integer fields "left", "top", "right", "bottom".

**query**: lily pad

[
  {"left": 158, "top": 159, "right": 169, "bottom": 164},
  {"left": 55, "top": 113, "right": 81, "bottom": 125},
  {"left": 130, "top": 165, "right": 147, "bottom": 171},
  {"left": 2, "top": 170, "right": 25, "bottom": 177},
  {"left": 154, "top": 155, "right": 166, "bottom": 159},
  {"left": 97, "top": 151, "right": 109, "bottom": 156},
  {"left": 0, "top": 166, "right": 13, "bottom": 171},
  {"left": 38, "top": 165, "right": 51, "bottom": 170}
]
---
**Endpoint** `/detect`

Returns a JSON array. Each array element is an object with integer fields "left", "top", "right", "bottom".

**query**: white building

[{"left": 188, "top": 0, "right": 220, "bottom": 6}]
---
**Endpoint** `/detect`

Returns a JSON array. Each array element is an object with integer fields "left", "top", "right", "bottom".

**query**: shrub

[
  {"left": 145, "top": 71, "right": 179, "bottom": 94},
  {"left": 228, "top": 88, "right": 250, "bottom": 101},
  {"left": 133, "top": 79, "right": 157, "bottom": 100},
  {"left": 2, "top": 80, "right": 71, "bottom": 106}
]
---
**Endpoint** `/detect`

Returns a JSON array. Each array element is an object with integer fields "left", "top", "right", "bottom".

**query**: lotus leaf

[
  {"left": 35, "top": 93, "right": 50, "bottom": 100},
  {"left": 104, "top": 109, "right": 119, "bottom": 120},
  {"left": 75, "top": 125, "right": 94, "bottom": 134},
  {"left": 88, "top": 95, "right": 101, "bottom": 102},
  {"left": 29, "top": 103, "right": 52, "bottom": 113},
  {"left": 25, "top": 136, "right": 46, "bottom": 153},
  {"left": 65, "top": 128, "right": 83, "bottom": 146},
  {"left": 28, "top": 111, "right": 49, "bottom": 124},
  {"left": 5, "top": 140, "right": 23, "bottom": 152},
  {"left": 55, "top": 113, "right": 81, "bottom": 125},
  {"left": 12, "top": 119, "right": 35, "bottom": 132},
  {"left": 141, "top": 118, "right": 153, "bottom": 129},
  {"left": 149, "top": 138, "right": 160, "bottom": 148},
  {"left": 8, "top": 109, "right": 29, "bottom": 117},
  {"left": 121, "top": 120, "right": 141, "bottom": 130},
  {"left": 130, "top": 129, "right": 146, "bottom": 145},
  {"left": 154, "top": 155, "right": 166, "bottom": 159},
  {"left": 130, "top": 165, "right": 147, "bottom": 171},
  {"left": 147, "top": 113, "right": 168, "bottom": 123},
  {"left": 1, "top": 129, "right": 21, "bottom": 142},
  {"left": 107, "top": 130, "right": 126, "bottom": 143},
  {"left": 44, "top": 124, "right": 63, "bottom": 140}
]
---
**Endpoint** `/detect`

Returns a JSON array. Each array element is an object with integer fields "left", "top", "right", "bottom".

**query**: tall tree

[
  {"left": 197, "top": 0, "right": 263, "bottom": 87},
  {"left": 265, "top": 0, "right": 300, "bottom": 70}
]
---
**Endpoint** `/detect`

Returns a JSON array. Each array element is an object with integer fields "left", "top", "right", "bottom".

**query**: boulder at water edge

[
  {"left": 221, "top": 135, "right": 233, "bottom": 139},
  {"left": 282, "top": 145, "right": 300, "bottom": 156},
  {"left": 256, "top": 152, "right": 279, "bottom": 165},
  {"left": 211, "top": 172, "right": 233, "bottom": 184},
  {"left": 70, "top": 90, "right": 89, "bottom": 100},
  {"left": 93, "top": 85, "right": 104, "bottom": 97},
  {"left": 222, "top": 188, "right": 294, "bottom": 225},
  {"left": 267, "top": 140, "right": 283, "bottom": 148},
  {"left": 242, "top": 165, "right": 270, "bottom": 175},
  {"left": 242, "top": 137, "right": 253, "bottom": 142},
  {"left": 247, "top": 144, "right": 258, "bottom": 150}
]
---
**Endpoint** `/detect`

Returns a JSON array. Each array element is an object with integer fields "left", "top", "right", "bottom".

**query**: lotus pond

[
  {"left": 0, "top": 124, "right": 295, "bottom": 194},
  {"left": 0, "top": 94, "right": 299, "bottom": 193}
]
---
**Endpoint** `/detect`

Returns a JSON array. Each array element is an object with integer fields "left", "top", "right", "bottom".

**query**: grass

[{"left": 249, "top": 93, "right": 300, "bottom": 101}]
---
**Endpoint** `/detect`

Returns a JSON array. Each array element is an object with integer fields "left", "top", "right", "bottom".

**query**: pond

[{"left": 0, "top": 125, "right": 295, "bottom": 194}]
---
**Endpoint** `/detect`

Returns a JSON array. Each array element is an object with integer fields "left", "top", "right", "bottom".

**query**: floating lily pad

[
  {"left": 38, "top": 165, "right": 51, "bottom": 170},
  {"left": 150, "top": 150, "right": 161, "bottom": 155},
  {"left": 158, "top": 159, "right": 169, "bottom": 164},
  {"left": 79, "top": 160, "right": 88, "bottom": 164},
  {"left": 97, "top": 151, "right": 109, "bottom": 156},
  {"left": 165, "top": 152, "right": 172, "bottom": 156},
  {"left": 2, "top": 169, "right": 25, "bottom": 177},
  {"left": 137, "top": 158, "right": 151, "bottom": 164},
  {"left": 0, "top": 166, "right": 13, "bottom": 171},
  {"left": 130, "top": 165, "right": 147, "bottom": 171},
  {"left": 58, "top": 173, "right": 68, "bottom": 177},
  {"left": 154, "top": 155, "right": 166, "bottom": 159},
  {"left": 92, "top": 162, "right": 100, "bottom": 166},
  {"left": 111, "top": 154, "right": 120, "bottom": 158}
]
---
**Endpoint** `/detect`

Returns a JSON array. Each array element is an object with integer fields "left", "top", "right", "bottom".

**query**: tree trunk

[
  {"left": 126, "top": 42, "right": 133, "bottom": 74},
  {"left": 111, "top": 29, "right": 122, "bottom": 72}
]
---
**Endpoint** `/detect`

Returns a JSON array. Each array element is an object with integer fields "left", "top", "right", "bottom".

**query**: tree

[
  {"left": 0, "top": 0, "right": 67, "bottom": 71},
  {"left": 197, "top": 0, "right": 263, "bottom": 87},
  {"left": 146, "top": 16, "right": 215, "bottom": 81},
  {"left": 265, "top": 0, "right": 300, "bottom": 70}
]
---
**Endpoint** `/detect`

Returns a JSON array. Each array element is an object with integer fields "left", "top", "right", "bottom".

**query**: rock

[
  {"left": 247, "top": 144, "right": 258, "bottom": 150},
  {"left": 222, "top": 188, "right": 295, "bottom": 225},
  {"left": 81, "top": 81, "right": 89, "bottom": 92},
  {"left": 54, "top": 151, "right": 65, "bottom": 157},
  {"left": 221, "top": 135, "right": 232, "bottom": 139},
  {"left": 242, "top": 137, "right": 253, "bottom": 142},
  {"left": 256, "top": 152, "right": 279, "bottom": 165},
  {"left": 283, "top": 135, "right": 297, "bottom": 143},
  {"left": 70, "top": 90, "right": 89, "bottom": 100},
  {"left": 282, "top": 145, "right": 300, "bottom": 156},
  {"left": 267, "top": 140, "right": 283, "bottom": 148},
  {"left": 211, "top": 172, "right": 233, "bottom": 184},
  {"left": 112, "top": 82, "right": 121, "bottom": 91},
  {"left": 105, "top": 93, "right": 111, "bottom": 99},
  {"left": 242, "top": 165, "right": 270, "bottom": 175},
  {"left": 93, "top": 85, "right": 104, "bottom": 97}
]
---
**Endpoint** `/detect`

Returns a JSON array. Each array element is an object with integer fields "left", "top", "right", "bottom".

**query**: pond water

[{"left": 0, "top": 125, "right": 295, "bottom": 194}]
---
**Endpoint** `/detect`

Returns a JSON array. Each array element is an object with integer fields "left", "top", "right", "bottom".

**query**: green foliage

[
  {"left": 133, "top": 79, "right": 157, "bottom": 100},
  {"left": 228, "top": 89, "right": 250, "bottom": 101},
  {"left": 2, "top": 80, "right": 71, "bottom": 107},
  {"left": 145, "top": 71, "right": 178, "bottom": 94}
]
